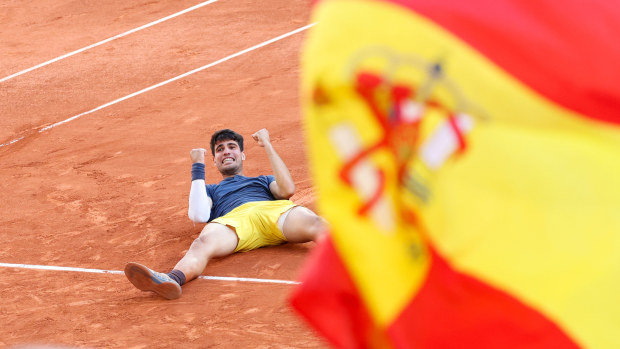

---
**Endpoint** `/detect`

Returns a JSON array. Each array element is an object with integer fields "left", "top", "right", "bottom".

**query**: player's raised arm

[
  {"left": 187, "top": 148, "right": 213, "bottom": 222},
  {"left": 252, "top": 128, "right": 295, "bottom": 199}
]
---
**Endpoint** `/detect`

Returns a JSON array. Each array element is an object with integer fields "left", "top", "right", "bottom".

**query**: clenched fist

[
  {"left": 252, "top": 128, "right": 271, "bottom": 148},
  {"left": 190, "top": 148, "right": 207, "bottom": 164}
]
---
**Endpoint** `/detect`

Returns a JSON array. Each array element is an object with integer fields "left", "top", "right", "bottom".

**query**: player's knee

[
  {"left": 305, "top": 214, "right": 328, "bottom": 241},
  {"left": 190, "top": 228, "right": 214, "bottom": 250},
  {"left": 196, "top": 224, "right": 238, "bottom": 257},
  {"left": 197, "top": 233, "right": 209, "bottom": 245},
  {"left": 189, "top": 235, "right": 208, "bottom": 253},
  {"left": 196, "top": 232, "right": 218, "bottom": 251},
  {"left": 188, "top": 235, "right": 217, "bottom": 261}
]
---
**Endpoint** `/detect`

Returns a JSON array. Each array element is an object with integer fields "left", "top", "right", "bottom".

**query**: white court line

[
  {"left": 0, "top": 0, "right": 219, "bottom": 83},
  {"left": 0, "top": 262, "right": 300, "bottom": 285},
  {"left": 0, "top": 23, "right": 316, "bottom": 149},
  {"left": 0, "top": 136, "right": 25, "bottom": 148}
]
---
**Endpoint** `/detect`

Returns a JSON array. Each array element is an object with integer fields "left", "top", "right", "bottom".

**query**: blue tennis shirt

[{"left": 192, "top": 163, "right": 275, "bottom": 221}]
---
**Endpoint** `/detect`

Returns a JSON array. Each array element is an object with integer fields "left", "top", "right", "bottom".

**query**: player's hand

[
  {"left": 190, "top": 148, "right": 207, "bottom": 164},
  {"left": 252, "top": 128, "right": 271, "bottom": 147}
]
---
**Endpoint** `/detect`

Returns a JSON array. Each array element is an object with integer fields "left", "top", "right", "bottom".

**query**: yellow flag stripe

[{"left": 304, "top": 1, "right": 620, "bottom": 346}]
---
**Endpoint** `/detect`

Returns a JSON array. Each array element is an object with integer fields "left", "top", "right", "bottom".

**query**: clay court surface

[{"left": 0, "top": 0, "right": 327, "bottom": 347}]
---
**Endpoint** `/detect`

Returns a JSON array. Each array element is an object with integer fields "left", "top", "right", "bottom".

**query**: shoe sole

[{"left": 124, "top": 262, "right": 182, "bottom": 300}]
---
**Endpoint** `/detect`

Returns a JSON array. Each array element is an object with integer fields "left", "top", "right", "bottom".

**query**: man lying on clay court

[{"left": 124, "top": 128, "right": 327, "bottom": 299}]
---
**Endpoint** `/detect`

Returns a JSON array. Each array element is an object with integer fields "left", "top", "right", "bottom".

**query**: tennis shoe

[{"left": 124, "top": 262, "right": 182, "bottom": 300}]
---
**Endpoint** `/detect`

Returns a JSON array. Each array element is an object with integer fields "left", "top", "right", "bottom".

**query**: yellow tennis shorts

[{"left": 211, "top": 200, "right": 297, "bottom": 252}]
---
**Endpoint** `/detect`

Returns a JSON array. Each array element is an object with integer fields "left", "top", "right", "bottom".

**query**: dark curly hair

[{"left": 210, "top": 129, "right": 244, "bottom": 156}]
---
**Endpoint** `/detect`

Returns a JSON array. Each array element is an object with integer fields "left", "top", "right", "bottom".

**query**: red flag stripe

[
  {"left": 380, "top": 0, "right": 620, "bottom": 125},
  {"left": 290, "top": 237, "right": 581, "bottom": 348},
  {"left": 387, "top": 248, "right": 581, "bottom": 349},
  {"left": 290, "top": 237, "right": 384, "bottom": 349}
]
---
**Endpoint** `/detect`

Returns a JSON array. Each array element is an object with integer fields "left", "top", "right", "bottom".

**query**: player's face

[{"left": 213, "top": 139, "right": 245, "bottom": 176}]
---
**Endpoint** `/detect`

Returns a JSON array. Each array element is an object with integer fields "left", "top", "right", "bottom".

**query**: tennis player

[{"left": 124, "top": 128, "right": 327, "bottom": 299}]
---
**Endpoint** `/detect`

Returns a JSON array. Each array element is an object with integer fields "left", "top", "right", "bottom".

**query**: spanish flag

[{"left": 290, "top": 0, "right": 620, "bottom": 348}]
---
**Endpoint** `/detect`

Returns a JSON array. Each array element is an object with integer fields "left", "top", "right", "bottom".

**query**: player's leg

[
  {"left": 280, "top": 206, "right": 328, "bottom": 243},
  {"left": 173, "top": 222, "right": 238, "bottom": 282},
  {"left": 124, "top": 222, "right": 237, "bottom": 299}
]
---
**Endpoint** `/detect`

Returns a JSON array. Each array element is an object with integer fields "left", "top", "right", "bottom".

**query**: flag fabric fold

[{"left": 291, "top": 0, "right": 620, "bottom": 348}]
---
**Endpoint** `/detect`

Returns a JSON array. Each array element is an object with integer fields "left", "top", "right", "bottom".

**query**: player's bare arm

[{"left": 252, "top": 128, "right": 295, "bottom": 199}]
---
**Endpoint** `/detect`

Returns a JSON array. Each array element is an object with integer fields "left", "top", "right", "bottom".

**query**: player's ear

[{"left": 241, "top": 152, "right": 246, "bottom": 161}]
